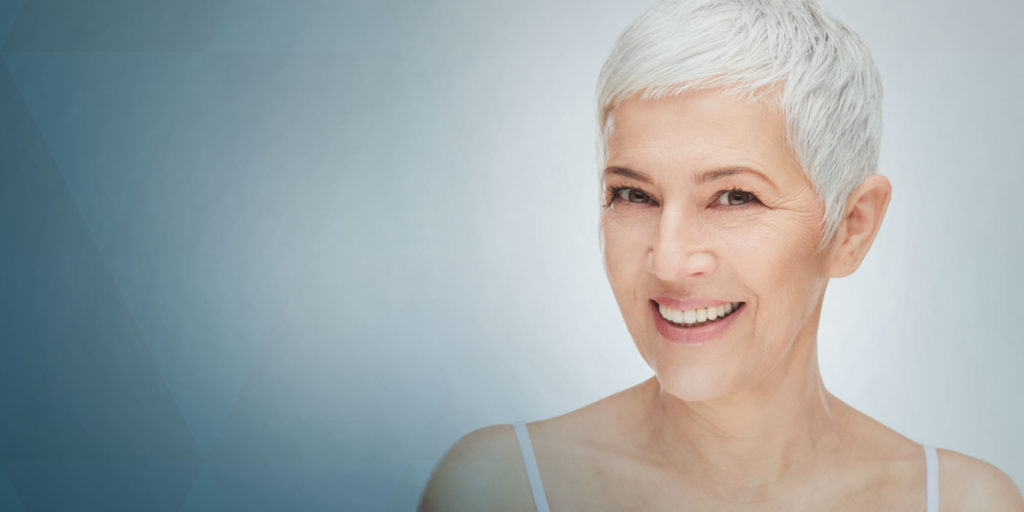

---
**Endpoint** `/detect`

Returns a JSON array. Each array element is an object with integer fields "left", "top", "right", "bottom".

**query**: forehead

[{"left": 605, "top": 90, "right": 802, "bottom": 181}]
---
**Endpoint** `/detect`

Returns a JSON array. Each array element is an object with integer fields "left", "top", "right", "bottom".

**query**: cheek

[
  {"left": 722, "top": 215, "right": 827, "bottom": 334},
  {"left": 601, "top": 214, "right": 662, "bottom": 370},
  {"left": 600, "top": 215, "right": 656, "bottom": 307}
]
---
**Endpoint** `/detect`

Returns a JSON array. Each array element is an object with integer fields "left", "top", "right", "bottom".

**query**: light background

[{"left": 0, "top": 0, "right": 1021, "bottom": 510}]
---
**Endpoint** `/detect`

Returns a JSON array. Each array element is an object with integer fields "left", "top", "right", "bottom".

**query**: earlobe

[{"left": 827, "top": 174, "right": 892, "bottom": 278}]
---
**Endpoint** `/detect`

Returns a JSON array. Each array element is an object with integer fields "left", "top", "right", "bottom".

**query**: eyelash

[{"left": 603, "top": 186, "right": 761, "bottom": 208}]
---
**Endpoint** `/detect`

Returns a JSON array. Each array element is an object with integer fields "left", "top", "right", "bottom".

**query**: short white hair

[{"left": 597, "top": 0, "right": 883, "bottom": 248}]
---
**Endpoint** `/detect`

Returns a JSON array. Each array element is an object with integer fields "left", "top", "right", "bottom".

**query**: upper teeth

[{"left": 658, "top": 302, "right": 741, "bottom": 325}]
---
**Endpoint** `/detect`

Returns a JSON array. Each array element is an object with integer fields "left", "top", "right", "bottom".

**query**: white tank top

[{"left": 513, "top": 421, "right": 939, "bottom": 512}]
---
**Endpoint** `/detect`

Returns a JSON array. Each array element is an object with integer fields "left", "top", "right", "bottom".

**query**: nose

[{"left": 646, "top": 206, "right": 717, "bottom": 282}]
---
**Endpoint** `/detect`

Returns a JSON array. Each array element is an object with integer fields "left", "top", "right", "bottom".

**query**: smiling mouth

[{"left": 655, "top": 301, "right": 745, "bottom": 328}]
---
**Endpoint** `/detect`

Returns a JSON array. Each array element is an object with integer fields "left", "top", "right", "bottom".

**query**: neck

[{"left": 639, "top": 317, "right": 847, "bottom": 502}]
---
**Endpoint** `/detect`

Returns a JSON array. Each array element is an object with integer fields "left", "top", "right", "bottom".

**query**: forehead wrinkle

[
  {"left": 606, "top": 141, "right": 784, "bottom": 194},
  {"left": 605, "top": 95, "right": 805, "bottom": 194}
]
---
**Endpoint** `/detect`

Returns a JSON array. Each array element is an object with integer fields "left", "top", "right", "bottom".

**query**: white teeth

[
  {"left": 658, "top": 302, "right": 742, "bottom": 326},
  {"left": 660, "top": 304, "right": 686, "bottom": 324},
  {"left": 683, "top": 309, "right": 697, "bottom": 323}
]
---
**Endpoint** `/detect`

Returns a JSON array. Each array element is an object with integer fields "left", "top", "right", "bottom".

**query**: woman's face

[{"left": 601, "top": 89, "right": 832, "bottom": 402}]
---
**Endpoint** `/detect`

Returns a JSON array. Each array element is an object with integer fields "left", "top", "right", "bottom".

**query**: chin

[{"left": 653, "top": 364, "right": 739, "bottom": 403}]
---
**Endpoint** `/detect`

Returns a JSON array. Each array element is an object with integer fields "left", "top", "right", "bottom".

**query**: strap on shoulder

[
  {"left": 923, "top": 444, "right": 939, "bottom": 512},
  {"left": 513, "top": 421, "right": 551, "bottom": 512}
]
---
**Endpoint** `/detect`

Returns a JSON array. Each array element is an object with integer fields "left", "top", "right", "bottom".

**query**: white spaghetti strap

[
  {"left": 513, "top": 421, "right": 551, "bottom": 512},
  {"left": 923, "top": 444, "right": 939, "bottom": 512}
]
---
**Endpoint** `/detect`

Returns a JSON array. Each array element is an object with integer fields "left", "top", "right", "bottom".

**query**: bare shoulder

[
  {"left": 418, "top": 424, "right": 535, "bottom": 512},
  {"left": 937, "top": 448, "right": 1024, "bottom": 511},
  {"left": 419, "top": 384, "right": 646, "bottom": 512}
]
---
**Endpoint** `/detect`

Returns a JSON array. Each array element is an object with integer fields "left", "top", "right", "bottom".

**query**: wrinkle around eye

[
  {"left": 619, "top": 187, "right": 654, "bottom": 204},
  {"left": 716, "top": 189, "right": 754, "bottom": 206},
  {"left": 604, "top": 184, "right": 660, "bottom": 209}
]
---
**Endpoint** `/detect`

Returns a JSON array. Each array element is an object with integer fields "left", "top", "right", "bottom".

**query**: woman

[{"left": 421, "top": 0, "right": 1024, "bottom": 510}]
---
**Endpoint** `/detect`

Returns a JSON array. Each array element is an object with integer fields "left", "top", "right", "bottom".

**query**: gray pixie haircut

[{"left": 597, "top": 0, "right": 883, "bottom": 248}]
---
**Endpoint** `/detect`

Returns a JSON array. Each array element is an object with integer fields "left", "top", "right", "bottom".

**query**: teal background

[{"left": 1, "top": 1, "right": 1021, "bottom": 510}]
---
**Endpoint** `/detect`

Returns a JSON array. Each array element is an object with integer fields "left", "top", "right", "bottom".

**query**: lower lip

[{"left": 651, "top": 301, "right": 744, "bottom": 345}]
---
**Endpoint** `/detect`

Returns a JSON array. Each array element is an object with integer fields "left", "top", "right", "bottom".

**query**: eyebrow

[
  {"left": 603, "top": 166, "right": 779, "bottom": 193},
  {"left": 602, "top": 167, "right": 653, "bottom": 184}
]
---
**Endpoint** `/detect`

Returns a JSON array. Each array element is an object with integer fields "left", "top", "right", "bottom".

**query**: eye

[
  {"left": 608, "top": 186, "right": 654, "bottom": 205},
  {"left": 716, "top": 188, "right": 758, "bottom": 206}
]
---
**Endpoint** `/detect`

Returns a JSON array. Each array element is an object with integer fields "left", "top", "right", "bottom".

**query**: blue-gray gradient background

[{"left": 1, "top": 0, "right": 1021, "bottom": 510}]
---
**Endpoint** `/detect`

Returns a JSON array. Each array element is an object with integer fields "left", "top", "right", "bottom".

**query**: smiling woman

[
  {"left": 600, "top": 90, "right": 844, "bottom": 393},
  {"left": 419, "top": 0, "right": 1024, "bottom": 510}
]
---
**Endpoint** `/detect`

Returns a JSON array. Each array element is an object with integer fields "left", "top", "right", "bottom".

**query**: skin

[{"left": 420, "top": 89, "right": 1024, "bottom": 511}]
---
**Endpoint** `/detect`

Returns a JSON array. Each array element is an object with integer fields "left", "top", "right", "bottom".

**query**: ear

[{"left": 827, "top": 174, "right": 892, "bottom": 278}]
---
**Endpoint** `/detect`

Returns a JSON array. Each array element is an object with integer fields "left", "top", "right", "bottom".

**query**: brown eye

[
  {"left": 615, "top": 187, "right": 652, "bottom": 204},
  {"left": 716, "top": 189, "right": 754, "bottom": 206}
]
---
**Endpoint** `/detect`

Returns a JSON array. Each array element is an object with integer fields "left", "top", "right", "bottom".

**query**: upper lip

[{"left": 652, "top": 296, "right": 740, "bottom": 310}]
